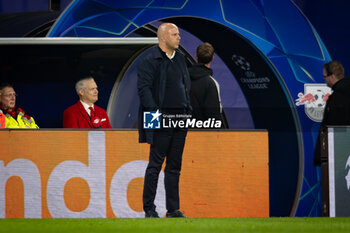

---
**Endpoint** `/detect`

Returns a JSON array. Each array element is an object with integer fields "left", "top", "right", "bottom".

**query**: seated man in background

[
  {"left": 0, "top": 82, "right": 39, "bottom": 128},
  {"left": 63, "top": 76, "right": 112, "bottom": 128}
]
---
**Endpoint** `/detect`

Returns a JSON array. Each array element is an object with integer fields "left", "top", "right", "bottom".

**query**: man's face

[
  {"left": 164, "top": 25, "right": 181, "bottom": 50},
  {"left": 80, "top": 79, "right": 98, "bottom": 105},
  {"left": 0, "top": 87, "right": 16, "bottom": 110},
  {"left": 323, "top": 68, "right": 334, "bottom": 87}
]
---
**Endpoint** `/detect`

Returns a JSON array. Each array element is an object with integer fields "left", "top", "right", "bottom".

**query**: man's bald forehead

[{"left": 157, "top": 23, "right": 177, "bottom": 37}]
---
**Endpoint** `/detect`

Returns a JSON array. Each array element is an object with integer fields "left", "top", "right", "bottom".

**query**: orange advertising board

[{"left": 0, "top": 130, "right": 269, "bottom": 218}]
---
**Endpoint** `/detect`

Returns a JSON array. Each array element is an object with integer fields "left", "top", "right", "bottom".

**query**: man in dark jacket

[
  {"left": 137, "top": 22, "right": 191, "bottom": 218},
  {"left": 189, "top": 42, "right": 227, "bottom": 128},
  {"left": 314, "top": 61, "right": 350, "bottom": 166}
]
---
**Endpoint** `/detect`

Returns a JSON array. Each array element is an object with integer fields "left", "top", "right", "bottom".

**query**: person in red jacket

[{"left": 63, "top": 76, "right": 112, "bottom": 128}]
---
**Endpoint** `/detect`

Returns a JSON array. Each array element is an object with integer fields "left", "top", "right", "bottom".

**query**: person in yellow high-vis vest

[{"left": 0, "top": 83, "right": 39, "bottom": 129}]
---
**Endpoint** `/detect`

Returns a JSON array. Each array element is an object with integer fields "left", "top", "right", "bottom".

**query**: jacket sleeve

[
  {"left": 137, "top": 58, "right": 158, "bottom": 110},
  {"left": 63, "top": 108, "right": 79, "bottom": 128},
  {"left": 204, "top": 79, "right": 223, "bottom": 121}
]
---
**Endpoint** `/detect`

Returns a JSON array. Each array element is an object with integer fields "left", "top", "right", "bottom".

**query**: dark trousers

[{"left": 143, "top": 128, "right": 187, "bottom": 212}]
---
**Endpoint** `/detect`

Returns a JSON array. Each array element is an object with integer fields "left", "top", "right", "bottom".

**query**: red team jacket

[{"left": 63, "top": 101, "right": 112, "bottom": 128}]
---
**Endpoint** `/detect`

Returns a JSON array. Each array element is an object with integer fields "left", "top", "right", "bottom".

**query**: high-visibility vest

[
  {"left": 4, "top": 112, "right": 39, "bottom": 129},
  {"left": 0, "top": 112, "right": 5, "bottom": 128}
]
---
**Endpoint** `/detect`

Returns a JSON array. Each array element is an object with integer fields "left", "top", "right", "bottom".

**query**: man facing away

[
  {"left": 63, "top": 76, "right": 112, "bottom": 128},
  {"left": 188, "top": 42, "right": 227, "bottom": 128},
  {"left": 0, "top": 82, "right": 39, "bottom": 128},
  {"left": 137, "top": 22, "right": 192, "bottom": 218}
]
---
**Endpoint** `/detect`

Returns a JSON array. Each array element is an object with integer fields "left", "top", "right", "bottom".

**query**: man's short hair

[
  {"left": 196, "top": 42, "right": 214, "bottom": 64},
  {"left": 324, "top": 61, "right": 345, "bottom": 80},
  {"left": 0, "top": 82, "right": 13, "bottom": 94},
  {"left": 75, "top": 76, "right": 94, "bottom": 95}
]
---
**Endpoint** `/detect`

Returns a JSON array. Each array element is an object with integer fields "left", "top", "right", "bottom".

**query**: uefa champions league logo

[
  {"left": 232, "top": 54, "right": 251, "bottom": 71},
  {"left": 295, "top": 84, "right": 332, "bottom": 122},
  {"left": 346, "top": 155, "right": 350, "bottom": 191},
  {"left": 231, "top": 54, "right": 270, "bottom": 89}
]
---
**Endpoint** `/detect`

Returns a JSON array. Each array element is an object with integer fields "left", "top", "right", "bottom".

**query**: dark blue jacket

[{"left": 137, "top": 46, "right": 191, "bottom": 143}]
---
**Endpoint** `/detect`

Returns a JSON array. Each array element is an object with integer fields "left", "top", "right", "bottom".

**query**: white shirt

[
  {"left": 166, "top": 50, "right": 176, "bottom": 59},
  {"left": 80, "top": 100, "right": 94, "bottom": 116}
]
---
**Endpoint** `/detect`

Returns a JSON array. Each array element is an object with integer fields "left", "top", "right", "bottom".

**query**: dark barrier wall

[{"left": 322, "top": 127, "right": 350, "bottom": 217}]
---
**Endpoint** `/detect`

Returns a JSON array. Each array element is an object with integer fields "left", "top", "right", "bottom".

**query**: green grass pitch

[{"left": 0, "top": 217, "right": 350, "bottom": 233}]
